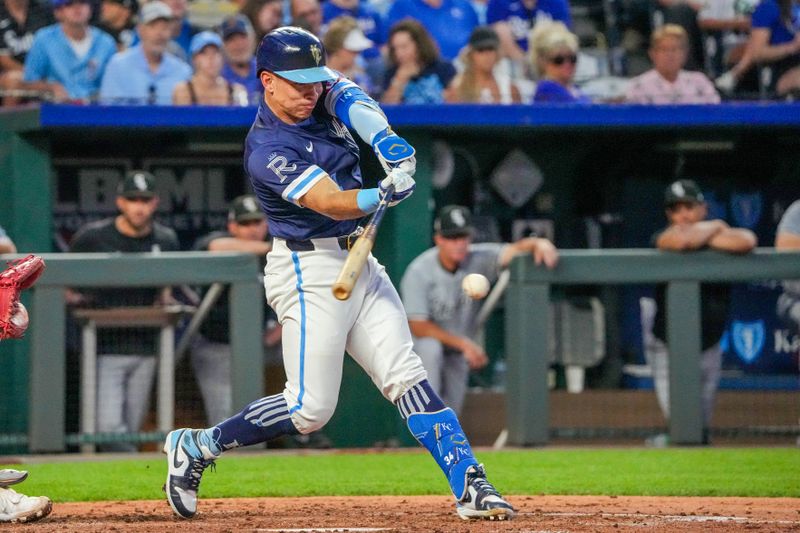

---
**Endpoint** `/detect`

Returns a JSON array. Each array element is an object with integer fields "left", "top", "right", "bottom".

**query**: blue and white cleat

[
  {"left": 455, "top": 464, "right": 515, "bottom": 521},
  {"left": 163, "top": 428, "right": 218, "bottom": 519}
]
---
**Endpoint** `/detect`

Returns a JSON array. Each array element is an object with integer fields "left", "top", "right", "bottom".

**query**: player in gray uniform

[
  {"left": 401, "top": 205, "right": 558, "bottom": 416},
  {"left": 644, "top": 180, "right": 756, "bottom": 446},
  {"left": 776, "top": 200, "right": 800, "bottom": 446},
  {"left": 776, "top": 200, "right": 800, "bottom": 332},
  {"left": 164, "top": 27, "right": 515, "bottom": 522}
]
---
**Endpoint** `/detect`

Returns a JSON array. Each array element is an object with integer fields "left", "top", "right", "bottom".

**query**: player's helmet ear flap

[{"left": 256, "top": 26, "right": 337, "bottom": 84}]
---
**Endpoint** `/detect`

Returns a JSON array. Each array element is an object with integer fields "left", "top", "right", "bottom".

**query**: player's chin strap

[{"left": 397, "top": 380, "right": 478, "bottom": 500}]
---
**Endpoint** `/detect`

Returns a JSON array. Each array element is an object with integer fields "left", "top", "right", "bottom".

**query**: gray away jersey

[{"left": 400, "top": 243, "right": 506, "bottom": 338}]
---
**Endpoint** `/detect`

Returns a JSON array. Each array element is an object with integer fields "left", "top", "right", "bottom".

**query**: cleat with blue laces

[{"left": 163, "top": 428, "right": 218, "bottom": 518}]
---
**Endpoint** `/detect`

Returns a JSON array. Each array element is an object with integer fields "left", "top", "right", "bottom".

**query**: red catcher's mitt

[{"left": 0, "top": 255, "right": 45, "bottom": 340}]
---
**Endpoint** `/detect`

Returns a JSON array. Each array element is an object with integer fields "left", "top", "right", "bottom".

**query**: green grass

[{"left": 5, "top": 448, "right": 799, "bottom": 502}]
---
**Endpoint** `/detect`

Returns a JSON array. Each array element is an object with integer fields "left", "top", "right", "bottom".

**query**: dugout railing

[
  {"left": 505, "top": 248, "right": 800, "bottom": 446},
  {"left": 5, "top": 252, "right": 263, "bottom": 452}
]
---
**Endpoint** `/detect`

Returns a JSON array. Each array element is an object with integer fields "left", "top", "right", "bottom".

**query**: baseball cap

[
  {"left": 434, "top": 205, "right": 474, "bottom": 238},
  {"left": 51, "top": 0, "right": 89, "bottom": 8},
  {"left": 190, "top": 31, "right": 223, "bottom": 56},
  {"left": 228, "top": 195, "right": 265, "bottom": 223},
  {"left": 220, "top": 14, "right": 254, "bottom": 40},
  {"left": 139, "top": 1, "right": 173, "bottom": 24},
  {"left": 468, "top": 26, "right": 500, "bottom": 51},
  {"left": 342, "top": 28, "right": 373, "bottom": 52},
  {"left": 664, "top": 179, "right": 704, "bottom": 207},
  {"left": 117, "top": 170, "right": 156, "bottom": 199}
]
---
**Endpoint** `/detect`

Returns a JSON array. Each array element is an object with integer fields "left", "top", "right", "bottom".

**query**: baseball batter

[
  {"left": 164, "top": 27, "right": 514, "bottom": 521},
  {"left": 401, "top": 205, "right": 558, "bottom": 416}
]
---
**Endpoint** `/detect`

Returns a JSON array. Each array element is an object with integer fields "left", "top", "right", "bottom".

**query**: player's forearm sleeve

[{"left": 324, "top": 79, "right": 389, "bottom": 144}]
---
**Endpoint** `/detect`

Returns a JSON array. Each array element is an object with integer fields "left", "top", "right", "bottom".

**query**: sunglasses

[{"left": 548, "top": 54, "right": 577, "bottom": 66}]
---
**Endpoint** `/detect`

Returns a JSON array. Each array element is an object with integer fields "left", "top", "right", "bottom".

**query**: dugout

[{"left": 0, "top": 103, "right": 799, "bottom": 451}]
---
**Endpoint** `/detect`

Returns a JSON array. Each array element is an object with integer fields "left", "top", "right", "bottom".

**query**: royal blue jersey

[
  {"left": 244, "top": 92, "right": 364, "bottom": 241},
  {"left": 486, "top": 0, "right": 572, "bottom": 51}
]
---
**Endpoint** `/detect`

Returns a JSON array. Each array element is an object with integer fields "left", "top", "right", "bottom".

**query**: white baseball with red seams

[{"left": 462, "top": 274, "right": 490, "bottom": 300}]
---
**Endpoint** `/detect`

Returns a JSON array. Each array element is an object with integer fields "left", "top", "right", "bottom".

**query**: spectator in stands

[
  {"left": 0, "top": 225, "right": 16, "bottom": 253},
  {"left": 69, "top": 170, "right": 180, "bottom": 452},
  {"left": 322, "top": 16, "right": 375, "bottom": 93},
  {"left": 219, "top": 14, "right": 261, "bottom": 105},
  {"left": 486, "top": 0, "right": 571, "bottom": 72},
  {"left": 191, "top": 195, "right": 274, "bottom": 425},
  {"left": 745, "top": 0, "right": 800, "bottom": 97},
  {"left": 20, "top": 0, "right": 116, "bottom": 103},
  {"left": 530, "top": 21, "right": 590, "bottom": 102},
  {"left": 696, "top": 0, "right": 755, "bottom": 91},
  {"left": 161, "top": 0, "right": 199, "bottom": 60},
  {"left": 240, "top": 0, "right": 282, "bottom": 43},
  {"left": 776, "top": 200, "right": 800, "bottom": 335},
  {"left": 625, "top": 24, "right": 720, "bottom": 103},
  {"left": 386, "top": 0, "right": 479, "bottom": 61},
  {"left": 400, "top": 205, "right": 558, "bottom": 416},
  {"left": 644, "top": 179, "right": 756, "bottom": 446},
  {"left": 381, "top": 19, "right": 456, "bottom": 103},
  {"left": 290, "top": 0, "right": 322, "bottom": 35},
  {"left": 0, "top": 0, "right": 54, "bottom": 102},
  {"left": 446, "top": 25, "right": 522, "bottom": 102},
  {"left": 97, "top": 0, "right": 138, "bottom": 50},
  {"left": 322, "top": 0, "right": 385, "bottom": 88},
  {"left": 99, "top": 1, "right": 191, "bottom": 104},
  {"left": 653, "top": 0, "right": 706, "bottom": 71},
  {"left": 173, "top": 31, "right": 248, "bottom": 105}
]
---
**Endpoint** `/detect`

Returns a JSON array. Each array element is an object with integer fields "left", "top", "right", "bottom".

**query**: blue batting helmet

[{"left": 256, "top": 26, "right": 337, "bottom": 83}]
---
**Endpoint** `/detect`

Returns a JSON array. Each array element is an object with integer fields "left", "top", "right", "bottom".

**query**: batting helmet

[{"left": 256, "top": 26, "right": 337, "bottom": 83}]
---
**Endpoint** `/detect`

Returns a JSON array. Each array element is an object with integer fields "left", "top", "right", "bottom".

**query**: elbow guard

[{"left": 324, "top": 78, "right": 387, "bottom": 136}]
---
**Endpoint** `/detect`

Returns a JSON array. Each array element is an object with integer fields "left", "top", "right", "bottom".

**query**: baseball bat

[{"left": 332, "top": 184, "right": 395, "bottom": 301}]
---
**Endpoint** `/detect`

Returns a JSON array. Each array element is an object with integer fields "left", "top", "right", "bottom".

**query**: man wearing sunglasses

[
  {"left": 20, "top": 0, "right": 116, "bottom": 102},
  {"left": 643, "top": 180, "right": 756, "bottom": 446}
]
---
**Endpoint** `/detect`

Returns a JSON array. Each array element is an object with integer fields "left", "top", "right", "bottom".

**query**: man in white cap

[{"left": 99, "top": 0, "right": 191, "bottom": 104}]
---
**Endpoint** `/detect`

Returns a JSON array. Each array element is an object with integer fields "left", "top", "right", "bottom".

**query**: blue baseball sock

[
  {"left": 397, "top": 380, "right": 479, "bottom": 500},
  {"left": 210, "top": 393, "right": 299, "bottom": 452}
]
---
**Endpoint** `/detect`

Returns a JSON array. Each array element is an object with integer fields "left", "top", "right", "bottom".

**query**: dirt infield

[{"left": 6, "top": 495, "right": 799, "bottom": 532}]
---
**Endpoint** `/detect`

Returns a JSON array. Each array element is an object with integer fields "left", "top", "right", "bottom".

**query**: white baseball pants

[{"left": 265, "top": 238, "right": 428, "bottom": 434}]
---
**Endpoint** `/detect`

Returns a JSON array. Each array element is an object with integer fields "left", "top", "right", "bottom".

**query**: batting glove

[
  {"left": 380, "top": 168, "right": 415, "bottom": 207},
  {"left": 372, "top": 127, "right": 416, "bottom": 177}
]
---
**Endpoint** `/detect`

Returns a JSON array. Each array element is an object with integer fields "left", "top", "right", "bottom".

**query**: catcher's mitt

[{"left": 0, "top": 255, "right": 45, "bottom": 340}]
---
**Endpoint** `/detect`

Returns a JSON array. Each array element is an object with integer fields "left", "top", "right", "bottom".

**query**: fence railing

[
  {"left": 20, "top": 252, "right": 263, "bottom": 452},
  {"left": 505, "top": 248, "right": 800, "bottom": 446}
]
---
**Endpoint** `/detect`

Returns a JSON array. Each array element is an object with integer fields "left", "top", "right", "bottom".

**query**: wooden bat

[{"left": 332, "top": 185, "right": 395, "bottom": 301}]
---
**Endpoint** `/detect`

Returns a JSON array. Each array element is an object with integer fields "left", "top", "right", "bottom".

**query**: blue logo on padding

[{"left": 731, "top": 320, "right": 766, "bottom": 363}]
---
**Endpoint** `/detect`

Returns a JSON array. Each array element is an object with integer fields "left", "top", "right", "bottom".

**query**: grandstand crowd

[{"left": 0, "top": 0, "right": 798, "bottom": 106}]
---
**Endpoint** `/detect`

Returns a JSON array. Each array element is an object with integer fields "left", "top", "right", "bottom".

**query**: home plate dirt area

[{"left": 7, "top": 495, "right": 800, "bottom": 532}]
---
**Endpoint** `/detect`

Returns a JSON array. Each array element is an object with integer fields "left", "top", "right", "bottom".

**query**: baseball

[
  {"left": 462, "top": 273, "right": 490, "bottom": 300},
  {"left": 10, "top": 303, "right": 28, "bottom": 329}
]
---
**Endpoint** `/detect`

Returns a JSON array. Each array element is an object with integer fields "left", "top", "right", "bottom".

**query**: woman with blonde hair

[
  {"left": 529, "top": 21, "right": 590, "bottom": 103},
  {"left": 446, "top": 26, "right": 522, "bottom": 103}
]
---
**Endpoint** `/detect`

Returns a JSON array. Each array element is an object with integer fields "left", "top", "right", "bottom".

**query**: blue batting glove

[{"left": 372, "top": 127, "right": 417, "bottom": 177}]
